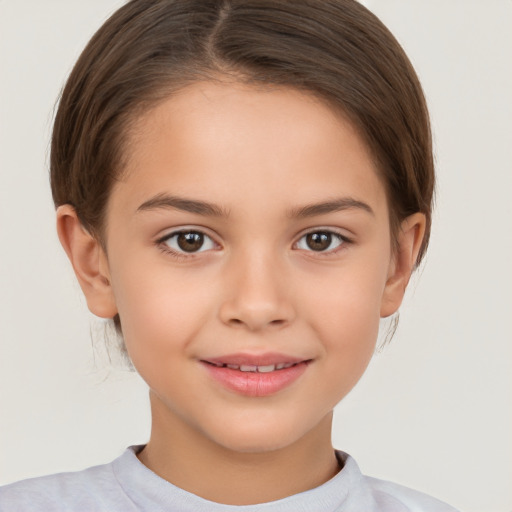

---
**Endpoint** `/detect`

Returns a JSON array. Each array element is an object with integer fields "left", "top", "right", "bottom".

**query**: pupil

[
  {"left": 177, "top": 232, "right": 203, "bottom": 252},
  {"left": 306, "top": 232, "right": 331, "bottom": 251}
]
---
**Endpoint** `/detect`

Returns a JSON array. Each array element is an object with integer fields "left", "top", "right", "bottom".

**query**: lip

[
  {"left": 201, "top": 352, "right": 311, "bottom": 397},
  {"left": 204, "top": 352, "right": 306, "bottom": 367}
]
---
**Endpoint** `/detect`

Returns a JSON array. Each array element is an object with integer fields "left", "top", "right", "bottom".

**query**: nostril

[{"left": 227, "top": 317, "right": 287, "bottom": 330}]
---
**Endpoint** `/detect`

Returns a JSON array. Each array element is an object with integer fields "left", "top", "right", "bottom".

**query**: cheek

[
  {"left": 302, "top": 257, "right": 386, "bottom": 333},
  {"left": 311, "top": 294, "right": 379, "bottom": 405},
  {"left": 314, "top": 285, "right": 380, "bottom": 363},
  {"left": 109, "top": 258, "right": 214, "bottom": 358},
  {"left": 109, "top": 268, "right": 215, "bottom": 398},
  {"left": 298, "top": 258, "right": 388, "bottom": 384}
]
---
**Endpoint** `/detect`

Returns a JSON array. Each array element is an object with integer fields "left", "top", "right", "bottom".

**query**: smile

[
  {"left": 200, "top": 353, "right": 311, "bottom": 397},
  {"left": 205, "top": 362, "right": 298, "bottom": 373}
]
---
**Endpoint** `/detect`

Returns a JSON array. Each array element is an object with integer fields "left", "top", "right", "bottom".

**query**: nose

[{"left": 218, "top": 250, "right": 296, "bottom": 332}]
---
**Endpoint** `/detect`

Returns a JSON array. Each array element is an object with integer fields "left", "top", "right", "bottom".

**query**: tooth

[
  {"left": 276, "top": 363, "right": 286, "bottom": 370},
  {"left": 240, "top": 365, "right": 258, "bottom": 372},
  {"left": 257, "top": 365, "right": 276, "bottom": 373},
  {"left": 282, "top": 363, "right": 294, "bottom": 369},
  {"left": 227, "top": 364, "right": 239, "bottom": 370}
]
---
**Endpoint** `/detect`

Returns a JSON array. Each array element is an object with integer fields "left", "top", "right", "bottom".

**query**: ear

[
  {"left": 56, "top": 205, "right": 118, "bottom": 319},
  {"left": 380, "top": 213, "right": 426, "bottom": 318}
]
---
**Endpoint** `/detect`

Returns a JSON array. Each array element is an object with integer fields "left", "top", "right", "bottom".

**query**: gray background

[{"left": 0, "top": 1, "right": 511, "bottom": 511}]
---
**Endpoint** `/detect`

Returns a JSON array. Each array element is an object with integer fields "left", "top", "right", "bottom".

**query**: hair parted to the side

[{"left": 51, "top": 0, "right": 434, "bottom": 335}]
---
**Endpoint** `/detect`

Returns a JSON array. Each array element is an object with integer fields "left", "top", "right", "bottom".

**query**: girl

[{"left": 0, "top": 1, "right": 461, "bottom": 510}]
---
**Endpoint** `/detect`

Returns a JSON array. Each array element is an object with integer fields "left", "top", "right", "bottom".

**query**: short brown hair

[{"left": 51, "top": 0, "right": 434, "bottom": 263}]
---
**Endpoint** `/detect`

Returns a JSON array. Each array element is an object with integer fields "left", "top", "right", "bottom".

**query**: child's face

[{"left": 97, "top": 82, "right": 404, "bottom": 452}]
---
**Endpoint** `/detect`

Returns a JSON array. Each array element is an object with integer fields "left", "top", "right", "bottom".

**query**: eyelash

[
  {"left": 295, "top": 230, "right": 351, "bottom": 256},
  {"left": 156, "top": 228, "right": 352, "bottom": 260},
  {"left": 156, "top": 230, "right": 218, "bottom": 261}
]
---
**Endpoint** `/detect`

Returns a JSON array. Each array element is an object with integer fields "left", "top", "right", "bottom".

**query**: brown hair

[{"left": 51, "top": 0, "right": 434, "bottom": 328}]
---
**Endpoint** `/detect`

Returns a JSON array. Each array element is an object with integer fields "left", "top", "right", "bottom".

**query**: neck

[{"left": 137, "top": 393, "right": 340, "bottom": 505}]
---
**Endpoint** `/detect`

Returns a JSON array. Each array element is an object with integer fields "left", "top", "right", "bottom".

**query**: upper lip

[{"left": 201, "top": 352, "right": 310, "bottom": 367}]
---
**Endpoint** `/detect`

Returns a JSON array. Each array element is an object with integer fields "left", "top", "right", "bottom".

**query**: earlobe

[
  {"left": 380, "top": 213, "right": 426, "bottom": 318},
  {"left": 56, "top": 205, "right": 118, "bottom": 319}
]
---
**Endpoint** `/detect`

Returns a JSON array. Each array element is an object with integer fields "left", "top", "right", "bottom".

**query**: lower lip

[{"left": 202, "top": 362, "right": 309, "bottom": 397}]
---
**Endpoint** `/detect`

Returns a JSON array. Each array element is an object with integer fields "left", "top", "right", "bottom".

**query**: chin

[
  {"left": 204, "top": 409, "right": 327, "bottom": 455},
  {"left": 214, "top": 430, "right": 300, "bottom": 454}
]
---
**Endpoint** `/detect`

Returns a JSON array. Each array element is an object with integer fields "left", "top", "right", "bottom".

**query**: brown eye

[
  {"left": 162, "top": 230, "right": 216, "bottom": 254},
  {"left": 177, "top": 232, "right": 204, "bottom": 252},
  {"left": 296, "top": 231, "right": 345, "bottom": 252},
  {"left": 306, "top": 232, "right": 331, "bottom": 251}
]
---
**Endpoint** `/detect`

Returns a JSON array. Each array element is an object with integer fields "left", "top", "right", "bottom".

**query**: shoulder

[
  {"left": 365, "top": 476, "right": 461, "bottom": 512},
  {"left": 0, "top": 456, "right": 136, "bottom": 512},
  {"left": 336, "top": 451, "right": 461, "bottom": 512}
]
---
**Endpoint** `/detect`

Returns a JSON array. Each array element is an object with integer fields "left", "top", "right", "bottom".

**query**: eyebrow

[
  {"left": 287, "top": 197, "right": 374, "bottom": 218},
  {"left": 136, "top": 193, "right": 230, "bottom": 217},
  {"left": 136, "top": 193, "right": 374, "bottom": 218}
]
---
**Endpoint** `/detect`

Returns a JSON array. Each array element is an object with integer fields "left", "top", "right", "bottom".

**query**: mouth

[
  {"left": 202, "top": 361, "right": 302, "bottom": 373},
  {"left": 200, "top": 353, "right": 311, "bottom": 397}
]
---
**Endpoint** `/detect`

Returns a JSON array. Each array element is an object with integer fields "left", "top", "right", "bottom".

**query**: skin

[{"left": 57, "top": 81, "right": 425, "bottom": 505}]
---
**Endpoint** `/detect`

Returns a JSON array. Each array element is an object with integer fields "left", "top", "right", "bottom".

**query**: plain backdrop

[{"left": 0, "top": 2, "right": 511, "bottom": 511}]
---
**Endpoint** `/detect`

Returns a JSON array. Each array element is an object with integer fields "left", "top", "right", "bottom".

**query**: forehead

[{"left": 112, "top": 81, "right": 387, "bottom": 219}]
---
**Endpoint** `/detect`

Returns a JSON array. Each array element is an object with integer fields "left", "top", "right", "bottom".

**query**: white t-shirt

[{"left": 0, "top": 446, "right": 460, "bottom": 511}]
